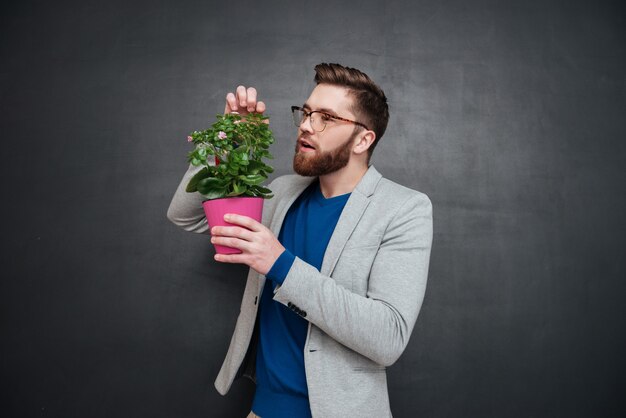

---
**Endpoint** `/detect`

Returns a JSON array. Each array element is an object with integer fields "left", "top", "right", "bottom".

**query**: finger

[
  {"left": 246, "top": 87, "right": 257, "bottom": 112},
  {"left": 214, "top": 252, "right": 247, "bottom": 264},
  {"left": 211, "top": 235, "right": 251, "bottom": 252},
  {"left": 224, "top": 213, "right": 262, "bottom": 231},
  {"left": 236, "top": 85, "right": 247, "bottom": 108},
  {"left": 211, "top": 225, "right": 254, "bottom": 241},
  {"left": 256, "top": 101, "right": 266, "bottom": 114},
  {"left": 225, "top": 92, "right": 238, "bottom": 113}
]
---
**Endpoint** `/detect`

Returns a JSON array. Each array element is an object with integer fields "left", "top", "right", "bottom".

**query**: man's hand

[
  {"left": 211, "top": 213, "right": 285, "bottom": 275},
  {"left": 224, "top": 86, "right": 266, "bottom": 117}
]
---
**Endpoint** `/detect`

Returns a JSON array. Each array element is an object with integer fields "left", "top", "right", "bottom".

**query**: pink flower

[
  {"left": 187, "top": 135, "right": 193, "bottom": 142},
  {"left": 218, "top": 131, "right": 227, "bottom": 139}
]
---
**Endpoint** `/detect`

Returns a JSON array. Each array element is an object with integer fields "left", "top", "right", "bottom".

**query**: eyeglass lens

[{"left": 292, "top": 108, "right": 325, "bottom": 132}]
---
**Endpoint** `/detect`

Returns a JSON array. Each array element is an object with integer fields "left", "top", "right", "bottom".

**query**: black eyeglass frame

[{"left": 291, "top": 105, "right": 370, "bottom": 132}]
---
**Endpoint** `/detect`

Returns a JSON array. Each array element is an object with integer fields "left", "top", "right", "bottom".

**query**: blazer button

[
  {"left": 301, "top": 311, "right": 307, "bottom": 317},
  {"left": 288, "top": 302, "right": 293, "bottom": 308}
]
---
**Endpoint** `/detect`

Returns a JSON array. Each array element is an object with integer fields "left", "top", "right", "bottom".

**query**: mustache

[{"left": 296, "top": 136, "right": 317, "bottom": 150}]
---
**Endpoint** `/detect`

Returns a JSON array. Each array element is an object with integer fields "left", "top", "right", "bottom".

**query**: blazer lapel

[
  {"left": 258, "top": 175, "right": 315, "bottom": 298},
  {"left": 320, "top": 166, "right": 383, "bottom": 276},
  {"left": 269, "top": 176, "right": 316, "bottom": 236},
  {"left": 259, "top": 166, "right": 383, "bottom": 296}
]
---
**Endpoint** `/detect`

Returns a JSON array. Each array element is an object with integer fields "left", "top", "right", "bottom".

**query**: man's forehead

[{"left": 304, "top": 84, "right": 354, "bottom": 116}]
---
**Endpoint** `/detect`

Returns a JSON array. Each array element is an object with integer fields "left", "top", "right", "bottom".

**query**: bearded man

[{"left": 167, "top": 63, "right": 433, "bottom": 418}]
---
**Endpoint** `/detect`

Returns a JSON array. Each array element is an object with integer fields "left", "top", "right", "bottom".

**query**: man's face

[{"left": 293, "top": 84, "right": 361, "bottom": 177}]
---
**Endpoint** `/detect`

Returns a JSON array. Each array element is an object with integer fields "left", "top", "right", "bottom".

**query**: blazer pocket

[
  {"left": 353, "top": 366, "right": 386, "bottom": 373},
  {"left": 343, "top": 234, "right": 383, "bottom": 250}
]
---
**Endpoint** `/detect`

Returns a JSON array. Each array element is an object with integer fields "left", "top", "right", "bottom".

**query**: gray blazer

[{"left": 167, "top": 164, "right": 433, "bottom": 417}]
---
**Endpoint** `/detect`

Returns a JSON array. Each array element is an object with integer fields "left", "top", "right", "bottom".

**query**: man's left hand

[{"left": 211, "top": 213, "right": 285, "bottom": 275}]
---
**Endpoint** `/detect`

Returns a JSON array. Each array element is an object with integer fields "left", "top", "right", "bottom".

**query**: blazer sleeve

[
  {"left": 166, "top": 162, "right": 211, "bottom": 234},
  {"left": 271, "top": 192, "right": 433, "bottom": 367}
]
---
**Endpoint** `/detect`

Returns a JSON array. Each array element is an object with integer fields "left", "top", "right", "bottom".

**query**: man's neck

[{"left": 318, "top": 162, "right": 369, "bottom": 198}]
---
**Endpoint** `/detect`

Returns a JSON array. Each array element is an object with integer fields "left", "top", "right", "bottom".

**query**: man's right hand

[{"left": 224, "top": 86, "right": 266, "bottom": 117}]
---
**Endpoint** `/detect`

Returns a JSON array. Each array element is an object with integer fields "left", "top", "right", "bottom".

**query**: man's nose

[{"left": 299, "top": 114, "right": 315, "bottom": 133}]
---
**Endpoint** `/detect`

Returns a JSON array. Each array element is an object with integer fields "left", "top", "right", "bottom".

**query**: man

[{"left": 167, "top": 63, "right": 433, "bottom": 418}]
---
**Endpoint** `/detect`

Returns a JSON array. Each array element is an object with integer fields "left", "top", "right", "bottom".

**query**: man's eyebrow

[{"left": 302, "top": 103, "right": 339, "bottom": 116}]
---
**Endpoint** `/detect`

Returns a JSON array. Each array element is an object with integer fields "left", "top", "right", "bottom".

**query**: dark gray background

[{"left": 1, "top": 0, "right": 624, "bottom": 417}]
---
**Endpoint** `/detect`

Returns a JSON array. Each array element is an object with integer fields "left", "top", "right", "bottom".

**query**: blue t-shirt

[{"left": 251, "top": 180, "right": 350, "bottom": 418}]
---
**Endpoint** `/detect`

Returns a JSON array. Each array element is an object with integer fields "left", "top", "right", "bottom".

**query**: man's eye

[{"left": 321, "top": 114, "right": 332, "bottom": 122}]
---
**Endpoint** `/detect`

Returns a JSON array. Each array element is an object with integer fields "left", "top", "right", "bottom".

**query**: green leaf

[
  {"left": 255, "top": 186, "right": 273, "bottom": 194},
  {"left": 238, "top": 174, "right": 265, "bottom": 186},
  {"left": 202, "top": 187, "right": 228, "bottom": 200},
  {"left": 197, "top": 177, "right": 226, "bottom": 195},
  {"left": 247, "top": 160, "right": 263, "bottom": 174},
  {"left": 227, "top": 184, "right": 248, "bottom": 197},
  {"left": 185, "top": 167, "right": 209, "bottom": 192}
]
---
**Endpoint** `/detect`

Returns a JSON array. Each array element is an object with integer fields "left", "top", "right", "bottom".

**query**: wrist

[{"left": 266, "top": 249, "right": 294, "bottom": 284}]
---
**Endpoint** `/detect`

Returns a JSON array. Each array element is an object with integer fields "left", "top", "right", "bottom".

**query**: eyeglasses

[{"left": 291, "top": 106, "right": 369, "bottom": 132}]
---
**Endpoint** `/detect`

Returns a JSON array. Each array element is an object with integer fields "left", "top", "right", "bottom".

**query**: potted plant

[{"left": 185, "top": 112, "right": 275, "bottom": 254}]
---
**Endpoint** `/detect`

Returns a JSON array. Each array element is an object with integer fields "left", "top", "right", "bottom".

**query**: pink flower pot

[{"left": 202, "top": 197, "right": 264, "bottom": 254}]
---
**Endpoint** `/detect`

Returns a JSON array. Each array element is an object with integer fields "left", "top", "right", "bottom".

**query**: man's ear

[{"left": 353, "top": 130, "right": 376, "bottom": 155}]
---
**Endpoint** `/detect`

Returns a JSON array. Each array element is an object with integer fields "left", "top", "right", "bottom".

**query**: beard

[{"left": 293, "top": 129, "right": 358, "bottom": 177}]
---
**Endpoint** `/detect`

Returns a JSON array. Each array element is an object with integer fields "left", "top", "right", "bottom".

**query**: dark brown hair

[{"left": 314, "top": 63, "right": 389, "bottom": 160}]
